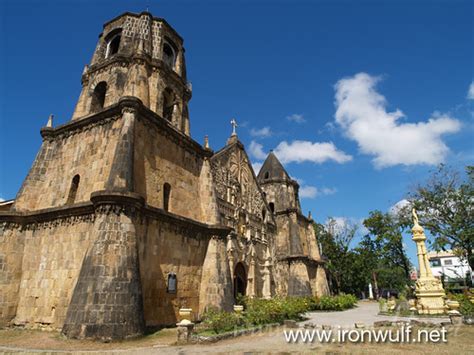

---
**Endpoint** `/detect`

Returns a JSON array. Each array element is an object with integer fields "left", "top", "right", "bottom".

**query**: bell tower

[{"left": 72, "top": 11, "right": 191, "bottom": 135}]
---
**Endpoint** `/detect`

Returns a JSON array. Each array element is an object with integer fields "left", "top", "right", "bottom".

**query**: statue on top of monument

[{"left": 412, "top": 208, "right": 419, "bottom": 225}]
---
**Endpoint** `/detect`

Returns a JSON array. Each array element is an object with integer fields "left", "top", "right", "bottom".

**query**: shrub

[
  {"left": 454, "top": 294, "right": 474, "bottom": 316},
  {"left": 200, "top": 294, "right": 357, "bottom": 334},
  {"left": 202, "top": 307, "right": 243, "bottom": 334},
  {"left": 312, "top": 294, "right": 357, "bottom": 311}
]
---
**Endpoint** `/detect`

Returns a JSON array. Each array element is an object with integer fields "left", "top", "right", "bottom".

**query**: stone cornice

[
  {"left": 258, "top": 177, "right": 299, "bottom": 188},
  {"left": 143, "top": 205, "right": 231, "bottom": 237},
  {"left": 0, "top": 191, "right": 230, "bottom": 238},
  {"left": 0, "top": 202, "right": 95, "bottom": 225},
  {"left": 40, "top": 97, "right": 212, "bottom": 159},
  {"left": 277, "top": 255, "right": 325, "bottom": 266},
  {"left": 274, "top": 208, "right": 313, "bottom": 224},
  {"left": 83, "top": 54, "right": 190, "bottom": 99},
  {"left": 135, "top": 99, "right": 212, "bottom": 158},
  {"left": 41, "top": 103, "right": 123, "bottom": 141}
]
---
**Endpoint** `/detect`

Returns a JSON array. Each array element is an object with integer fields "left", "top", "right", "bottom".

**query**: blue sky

[{"left": 0, "top": 0, "right": 472, "bottom": 265}]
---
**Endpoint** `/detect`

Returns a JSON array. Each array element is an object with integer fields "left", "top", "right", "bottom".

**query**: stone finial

[
  {"left": 204, "top": 135, "right": 210, "bottom": 149},
  {"left": 308, "top": 211, "right": 312, "bottom": 220},
  {"left": 46, "top": 114, "right": 54, "bottom": 128},
  {"left": 82, "top": 65, "right": 89, "bottom": 75}
]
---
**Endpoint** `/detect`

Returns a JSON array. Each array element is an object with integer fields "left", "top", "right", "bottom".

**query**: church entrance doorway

[{"left": 233, "top": 262, "right": 247, "bottom": 301}]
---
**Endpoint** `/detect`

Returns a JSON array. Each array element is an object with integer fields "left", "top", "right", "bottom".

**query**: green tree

[
  {"left": 353, "top": 235, "right": 380, "bottom": 295},
  {"left": 362, "top": 211, "right": 412, "bottom": 293},
  {"left": 315, "top": 219, "right": 365, "bottom": 295},
  {"left": 408, "top": 165, "right": 474, "bottom": 270}
]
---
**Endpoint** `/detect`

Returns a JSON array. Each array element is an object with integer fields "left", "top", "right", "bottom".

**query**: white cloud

[
  {"left": 468, "top": 81, "right": 474, "bottom": 100},
  {"left": 389, "top": 199, "right": 411, "bottom": 216},
  {"left": 299, "top": 186, "right": 318, "bottom": 199},
  {"left": 249, "top": 140, "right": 267, "bottom": 160},
  {"left": 286, "top": 114, "right": 306, "bottom": 123},
  {"left": 334, "top": 72, "right": 461, "bottom": 168},
  {"left": 293, "top": 177, "right": 337, "bottom": 199},
  {"left": 250, "top": 126, "right": 272, "bottom": 138},
  {"left": 299, "top": 186, "right": 337, "bottom": 199},
  {"left": 320, "top": 187, "right": 337, "bottom": 195},
  {"left": 325, "top": 216, "right": 352, "bottom": 235},
  {"left": 293, "top": 177, "right": 305, "bottom": 185},
  {"left": 252, "top": 162, "right": 263, "bottom": 174},
  {"left": 274, "top": 140, "right": 352, "bottom": 164},
  {"left": 326, "top": 216, "right": 368, "bottom": 238}
]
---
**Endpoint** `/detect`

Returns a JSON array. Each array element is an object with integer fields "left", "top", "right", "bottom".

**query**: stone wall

[
  {"left": 0, "top": 223, "right": 25, "bottom": 327},
  {"left": 13, "top": 117, "right": 122, "bottom": 212},
  {"left": 0, "top": 213, "right": 95, "bottom": 329},
  {"left": 134, "top": 119, "right": 204, "bottom": 221},
  {"left": 138, "top": 216, "right": 211, "bottom": 326}
]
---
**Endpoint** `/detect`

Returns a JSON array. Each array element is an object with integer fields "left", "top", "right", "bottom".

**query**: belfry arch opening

[
  {"left": 163, "top": 41, "right": 176, "bottom": 69},
  {"left": 233, "top": 262, "right": 247, "bottom": 301},
  {"left": 90, "top": 82, "right": 107, "bottom": 113},
  {"left": 105, "top": 29, "right": 122, "bottom": 58}
]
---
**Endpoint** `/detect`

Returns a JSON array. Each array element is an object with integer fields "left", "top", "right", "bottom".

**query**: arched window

[
  {"left": 269, "top": 202, "right": 275, "bottom": 213},
  {"left": 66, "top": 175, "right": 80, "bottom": 205},
  {"left": 167, "top": 273, "right": 177, "bottom": 294},
  {"left": 162, "top": 88, "right": 174, "bottom": 121},
  {"left": 262, "top": 208, "right": 266, "bottom": 222},
  {"left": 163, "top": 41, "right": 176, "bottom": 69},
  {"left": 264, "top": 171, "right": 270, "bottom": 179},
  {"left": 163, "top": 183, "right": 171, "bottom": 211},
  {"left": 90, "top": 81, "right": 107, "bottom": 113},
  {"left": 105, "top": 29, "right": 122, "bottom": 58}
]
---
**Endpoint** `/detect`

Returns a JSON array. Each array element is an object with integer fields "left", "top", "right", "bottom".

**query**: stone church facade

[{"left": 0, "top": 11, "right": 329, "bottom": 339}]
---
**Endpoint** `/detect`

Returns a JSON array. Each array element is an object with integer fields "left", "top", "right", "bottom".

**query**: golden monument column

[{"left": 411, "top": 209, "right": 446, "bottom": 314}]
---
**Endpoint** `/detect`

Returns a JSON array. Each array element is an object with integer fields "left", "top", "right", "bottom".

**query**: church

[{"left": 0, "top": 11, "right": 329, "bottom": 339}]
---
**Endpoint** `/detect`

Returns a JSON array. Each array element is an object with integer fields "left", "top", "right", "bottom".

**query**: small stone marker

[
  {"left": 176, "top": 322, "right": 194, "bottom": 344},
  {"left": 176, "top": 307, "right": 194, "bottom": 344}
]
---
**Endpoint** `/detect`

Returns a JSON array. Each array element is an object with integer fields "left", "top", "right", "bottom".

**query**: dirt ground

[
  {"left": 0, "top": 327, "right": 176, "bottom": 353},
  {"left": 0, "top": 325, "right": 473, "bottom": 354}
]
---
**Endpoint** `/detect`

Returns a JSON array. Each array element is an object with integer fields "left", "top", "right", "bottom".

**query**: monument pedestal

[{"left": 415, "top": 281, "right": 445, "bottom": 315}]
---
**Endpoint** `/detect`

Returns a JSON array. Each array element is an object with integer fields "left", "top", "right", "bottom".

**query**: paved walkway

[{"left": 302, "top": 301, "right": 449, "bottom": 328}]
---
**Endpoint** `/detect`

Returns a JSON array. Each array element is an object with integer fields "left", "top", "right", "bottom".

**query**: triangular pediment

[{"left": 211, "top": 140, "right": 273, "bottom": 223}]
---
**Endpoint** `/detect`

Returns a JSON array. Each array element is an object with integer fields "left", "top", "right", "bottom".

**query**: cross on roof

[{"left": 230, "top": 118, "right": 238, "bottom": 136}]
